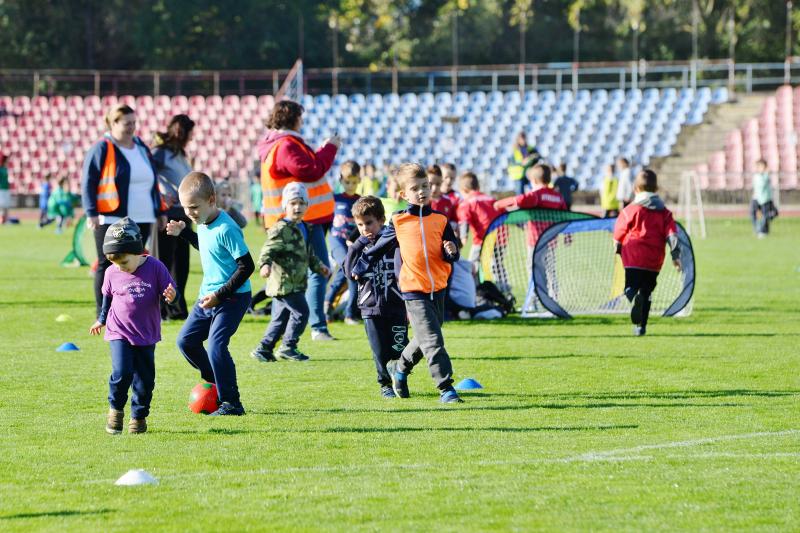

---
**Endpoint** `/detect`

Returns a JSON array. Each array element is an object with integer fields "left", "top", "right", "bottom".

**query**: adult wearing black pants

[
  {"left": 153, "top": 114, "right": 195, "bottom": 319},
  {"left": 81, "top": 104, "right": 166, "bottom": 317}
]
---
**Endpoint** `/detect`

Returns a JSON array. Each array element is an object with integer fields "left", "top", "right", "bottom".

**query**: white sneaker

[
  {"left": 344, "top": 318, "right": 361, "bottom": 326},
  {"left": 311, "top": 330, "right": 336, "bottom": 341}
]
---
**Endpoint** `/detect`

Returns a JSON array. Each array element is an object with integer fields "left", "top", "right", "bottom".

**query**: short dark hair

[
  {"left": 441, "top": 162, "right": 456, "bottom": 173},
  {"left": 341, "top": 160, "right": 361, "bottom": 178},
  {"left": 267, "top": 100, "right": 304, "bottom": 130},
  {"left": 459, "top": 171, "right": 480, "bottom": 192},
  {"left": 426, "top": 164, "right": 442, "bottom": 178},
  {"left": 557, "top": 163, "right": 567, "bottom": 173},
  {"left": 179, "top": 171, "right": 216, "bottom": 200},
  {"left": 634, "top": 169, "right": 658, "bottom": 193},
  {"left": 527, "top": 164, "right": 551, "bottom": 185},
  {"left": 352, "top": 195, "right": 385, "bottom": 220},
  {"left": 105, "top": 104, "right": 135, "bottom": 129}
]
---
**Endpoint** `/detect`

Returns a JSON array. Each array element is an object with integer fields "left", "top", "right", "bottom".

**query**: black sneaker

[
  {"left": 387, "top": 360, "right": 409, "bottom": 398},
  {"left": 277, "top": 346, "right": 310, "bottom": 362},
  {"left": 440, "top": 387, "right": 464, "bottom": 404},
  {"left": 380, "top": 385, "right": 397, "bottom": 398},
  {"left": 251, "top": 345, "right": 277, "bottom": 363},
  {"left": 631, "top": 292, "right": 643, "bottom": 325},
  {"left": 210, "top": 402, "right": 245, "bottom": 416}
]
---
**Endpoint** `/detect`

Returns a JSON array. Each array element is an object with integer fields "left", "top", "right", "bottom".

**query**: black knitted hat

[{"left": 103, "top": 217, "right": 144, "bottom": 255}]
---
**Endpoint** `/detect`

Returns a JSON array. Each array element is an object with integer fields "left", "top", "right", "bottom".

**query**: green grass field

[{"left": 1, "top": 216, "right": 799, "bottom": 532}]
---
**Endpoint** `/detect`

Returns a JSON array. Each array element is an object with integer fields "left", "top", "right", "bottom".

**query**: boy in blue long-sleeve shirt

[{"left": 166, "top": 172, "right": 254, "bottom": 416}]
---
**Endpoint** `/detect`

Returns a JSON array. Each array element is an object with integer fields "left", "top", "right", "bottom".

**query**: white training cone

[{"left": 115, "top": 469, "right": 158, "bottom": 486}]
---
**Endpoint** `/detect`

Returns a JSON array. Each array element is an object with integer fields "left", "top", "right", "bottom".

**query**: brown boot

[
  {"left": 106, "top": 408, "right": 123, "bottom": 434},
  {"left": 129, "top": 418, "right": 147, "bottom": 434}
]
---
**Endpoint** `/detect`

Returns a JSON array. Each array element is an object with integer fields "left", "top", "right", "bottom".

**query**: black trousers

[
  {"left": 624, "top": 268, "right": 658, "bottom": 327},
  {"left": 157, "top": 213, "right": 191, "bottom": 319},
  {"left": 93, "top": 222, "right": 152, "bottom": 317},
  {"left": 364, "top": 316, "right": 408, "bottom": 387}
]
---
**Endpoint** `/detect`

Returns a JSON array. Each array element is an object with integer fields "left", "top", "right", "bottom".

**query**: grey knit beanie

[{"left": 103, "top": 217, "right": 144, "bottom": 255}]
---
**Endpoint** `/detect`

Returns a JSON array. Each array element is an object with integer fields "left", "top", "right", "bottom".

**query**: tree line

[{"left": 0, "top": 0, "right": 796, "bottom": 71}]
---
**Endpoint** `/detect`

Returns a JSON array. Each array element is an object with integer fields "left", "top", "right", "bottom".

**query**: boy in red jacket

[{"left": 613, "top": 169, "right": 682, "bottom": 336}]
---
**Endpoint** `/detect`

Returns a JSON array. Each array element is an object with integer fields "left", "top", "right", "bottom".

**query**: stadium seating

[
  {"left": 696, "top": 85, "right": 799, "bottom": 190},
  {"left": 0, "top": 88, "right": 725, "bottom": 194}
]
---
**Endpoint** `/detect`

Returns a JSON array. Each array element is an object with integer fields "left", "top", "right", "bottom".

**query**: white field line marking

[
  {"left": 560, "top": 429, "right": 800, "bottom": 463},
  {"left": 75, "top": 429, "right": 800, "bottom": 485}
]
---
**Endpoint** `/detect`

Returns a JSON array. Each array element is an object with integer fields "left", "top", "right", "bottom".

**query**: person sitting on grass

[
  {"left": 344, "top": 195, "right": 408, "bottom": 399},
  {"left": 89, "top": 217, "right": 177, "bottom": 435},
  {"left": 613, "top": 169, "right": 681, "bottom": 337},
  {"left": 250, "top": 182, "right": 331, "bottom": 363},
  {"left": 166, "top": 171, "right": 255, "bottom": 416},
  {"left": 352, "top": 163, "right": 463, "bottom": 404}
]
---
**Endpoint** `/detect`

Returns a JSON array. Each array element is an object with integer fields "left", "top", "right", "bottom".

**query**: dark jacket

[
  {"left": 352, "top": 204, "right": 459, "bottom": 300},
  {"left": 81, "top": 135, "right": 163, "bottom": 219},
  {"left": 344, "top": 227, "right": 405, "bottom": 319}
]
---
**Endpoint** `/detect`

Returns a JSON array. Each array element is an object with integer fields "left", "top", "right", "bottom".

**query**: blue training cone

[
  {"left": 454, "top": 378, "right": 483, "bottom": 391},
  {"left": 56, "top": 342, "right": 80, "bottom": 352}
]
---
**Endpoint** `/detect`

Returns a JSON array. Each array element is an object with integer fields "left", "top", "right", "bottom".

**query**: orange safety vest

[
  {"left": 96, "top": 138, "right": 166, "bottom": 215},
  {"left": 260, "top": 136, "right": 334, "bottom": 228},
  {"left": 96, "top": 140, "right": 119, "bottom": 213}
]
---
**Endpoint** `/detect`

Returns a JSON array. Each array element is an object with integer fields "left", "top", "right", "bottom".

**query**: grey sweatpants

[{"left": 397, "top": 291, "right": 454, "bottom": 390}]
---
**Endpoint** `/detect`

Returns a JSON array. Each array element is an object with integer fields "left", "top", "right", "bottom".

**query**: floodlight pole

[{"left": 786, "top": 1, "right": 794, "bottom": 84}]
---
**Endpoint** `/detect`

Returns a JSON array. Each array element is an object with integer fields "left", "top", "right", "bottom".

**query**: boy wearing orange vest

[{"left": 352, "top": 163, "right": 463, "bottom": 404}]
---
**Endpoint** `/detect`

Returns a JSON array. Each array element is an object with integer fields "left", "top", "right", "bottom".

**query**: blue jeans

[
  {"left": 514, "top": 176, "right": 530, "bottom": 195},
  {"left": 306, "top": 224, "right": 331, "bottom": 332},
  {"left": 108, "top": 340, "right": 155, "bottom": 419},
  {"left": 325, "top": 236, "right": 358, "bottom": 319},
  {"left": 259, "top": 291, "right": 309, "bottom": 349},
  {"left": 176, "top": 292, "right": 251, "bottom": 405}
]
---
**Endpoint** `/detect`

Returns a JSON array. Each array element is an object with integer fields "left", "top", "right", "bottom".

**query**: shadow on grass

[
  {"left": 0, "top": 299, "right": 90, "bottom": 309},
  {"left": 0, "top": 509, "right": 112, "bottom": 520},
  {"left": 452, "top": 354, "right": 637, "bottom": 361},
  {"left": 161, "top": 424, "right": 640, "bottom": 435},
  {"left": 252, "top": 401, "right": 747, "bottom": 416},
  {"left": 304, "top": 423, "right": 640, "bottom": 433}
]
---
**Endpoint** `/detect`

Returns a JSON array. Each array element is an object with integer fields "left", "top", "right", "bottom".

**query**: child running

[
  {"left": 353, "top": 163, "right": 463, "bottom": 404},
  {"left": 167, "top": 172, "right": 254, "bottom": 416},
  {"left": 613, "top": 169, "right": 681, "bottom": 336},
  {"left": 250, "top": 182, "right": 331, "bottom": 363},
  {"left": 344, "top": 196, "right": 408, "bottom": 398},
  {"left": 89, "top": 218, "right": 177, "bottom": 434}
]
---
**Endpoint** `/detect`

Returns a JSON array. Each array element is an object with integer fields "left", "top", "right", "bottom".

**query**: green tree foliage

[{"left": 0, "top": 0, "right": 795, "bottom": 70}]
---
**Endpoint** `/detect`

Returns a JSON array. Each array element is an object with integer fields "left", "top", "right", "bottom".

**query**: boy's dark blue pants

[
  {"left": 108, "top": 339, "right": 155, "bottom": 419},
  {"left": 260, "top": 291, "right": 309, "bottom": 350},
  {"left": 177, "top": 292, "right": 251, "bottom": 405},
  {"left": 326, "top": 237, "right": 359, "bottom": 319},
  {"left": 364, "top": 316, "right": 408, "bottom": 386}
]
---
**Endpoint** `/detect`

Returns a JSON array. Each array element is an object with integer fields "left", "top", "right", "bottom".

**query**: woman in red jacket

[{"left": 257, "top": 101, "right": 341, "bottom": 341}]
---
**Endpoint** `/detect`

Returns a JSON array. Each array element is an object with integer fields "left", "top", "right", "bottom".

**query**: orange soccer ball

[{"left": 188, "top": 382, "right": 220, "bottom": 415}]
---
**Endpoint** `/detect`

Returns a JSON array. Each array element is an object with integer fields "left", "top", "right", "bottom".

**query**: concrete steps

[{"left": 652, "top": 93, "right": 768, "bottom": 199}]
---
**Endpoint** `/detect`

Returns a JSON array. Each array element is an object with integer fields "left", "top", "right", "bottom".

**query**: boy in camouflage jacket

[{"left": 251, "top": 183, "right": 330, "bottom": 362}]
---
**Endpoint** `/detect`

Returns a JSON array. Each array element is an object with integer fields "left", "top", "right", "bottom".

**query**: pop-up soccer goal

[
  {"left": 532, "top": 218, "right": 695, "bottom": 318},
  {"left": 478, "top": 209, "right": 695, "bottom": 318},
  {"left": 477, "top": 208, "right": 597, "bottom": 316}
]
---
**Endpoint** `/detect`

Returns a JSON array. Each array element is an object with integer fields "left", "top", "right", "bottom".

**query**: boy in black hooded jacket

[{"left": 344, "top": 196, "right": 408, "bottom": 398}]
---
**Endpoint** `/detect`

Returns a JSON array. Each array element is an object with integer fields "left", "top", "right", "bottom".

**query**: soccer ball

[{"left": 188, "top": 382, "right": 220, "bottom": 414}]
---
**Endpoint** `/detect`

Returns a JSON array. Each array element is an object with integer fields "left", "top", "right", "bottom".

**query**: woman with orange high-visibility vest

[
  {"left": 256, "top": 100, "right": 341, "bottom": 341},
  {"left": 81, "top": 104, "right": 167, "bottom": 317}
]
